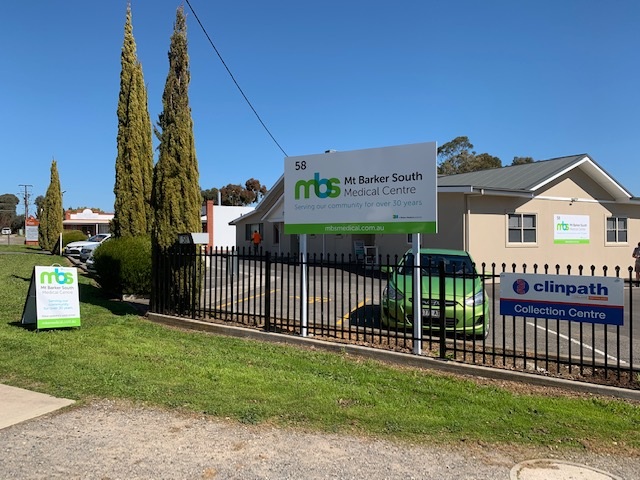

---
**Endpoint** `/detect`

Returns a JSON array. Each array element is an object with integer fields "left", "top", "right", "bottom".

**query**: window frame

[
  {"left": 605, "top": 215, "right": 628, "bottom": 245},
  {"left": 506, "top": 212, "right": 538, "bottom": 246}
]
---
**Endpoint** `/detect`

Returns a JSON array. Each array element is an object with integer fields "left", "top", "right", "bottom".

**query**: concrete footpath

[{"left": 0, "top": 384, "right": 74, "bottom": 430}]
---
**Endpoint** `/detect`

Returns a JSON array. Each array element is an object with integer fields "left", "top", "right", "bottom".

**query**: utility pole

[{"left": 18, "top": 184, "right": 32, "bottom": 232}]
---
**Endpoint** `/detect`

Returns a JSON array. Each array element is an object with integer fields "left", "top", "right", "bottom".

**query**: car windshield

[
  {"left": 398, "top": 253, "right": 475, "bottom": 276},
  {"left": 88, "top": 234, "right": 108, "bottom": 242}
]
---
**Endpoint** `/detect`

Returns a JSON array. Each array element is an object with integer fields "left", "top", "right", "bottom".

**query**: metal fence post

[
  {"left": 438, "top": 260, "right": 447, "bottom": 359},
  {"left": 265, "top": 252, "right": 271, "bottom": 331}
]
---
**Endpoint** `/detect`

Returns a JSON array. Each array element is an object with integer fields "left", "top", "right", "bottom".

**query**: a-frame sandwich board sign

[{"left": 21, "top": 265, "right": 81, "bottom": 329}]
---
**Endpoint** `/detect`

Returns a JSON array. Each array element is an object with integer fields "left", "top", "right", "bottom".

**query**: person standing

[
  {"left": 633, "top": 242, "right": 640, "bottom": 285},
  {"left": 252, "top": 229, "right": 262, "bottom": 254}
]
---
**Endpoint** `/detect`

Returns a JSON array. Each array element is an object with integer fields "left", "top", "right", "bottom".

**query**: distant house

[
  {"left": 230, "top": 155, "right": 640, "bottom": 270},
  {"left": 63, "top": 209, "right": 113, "bottom": 236},
  {"left": 62, "top": 203, "right": 253, "bottom": 248}
]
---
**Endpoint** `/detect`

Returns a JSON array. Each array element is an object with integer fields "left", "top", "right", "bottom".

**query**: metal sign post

[
  {"left": 300, "top": 234, "right": 308, "bottom": 337},
  {"left": 412, "top": 233, "right": 422, "bottom": 355}
]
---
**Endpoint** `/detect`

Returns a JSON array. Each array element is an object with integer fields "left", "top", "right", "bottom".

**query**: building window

[
  {"left": 245, "top": 223, "right": 262, "bottom": 241},
  {"left": 407, "top": 234, "right": 413, "bottom": 244},
  {"left": 606, "top": 216, "right": 627, "bottom": 243},
  {"left": 508, "top": 213, "right": 536, "bottom": 243},
  {"left": 273, "top": 224, "right": 280, "bottom": 245}
]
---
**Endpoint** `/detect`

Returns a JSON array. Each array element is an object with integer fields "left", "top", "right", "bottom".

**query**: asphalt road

[{"left": 0, "top": 233, "right": 22, "bottom": 245}]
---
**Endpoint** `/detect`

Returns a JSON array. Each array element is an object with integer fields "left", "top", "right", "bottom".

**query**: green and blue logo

[
  {"left": 40, "top": 268, "right": 74, "bottom": 285},
  {"left": 295, "top": 172, "right": 341, "bottom": 199}
]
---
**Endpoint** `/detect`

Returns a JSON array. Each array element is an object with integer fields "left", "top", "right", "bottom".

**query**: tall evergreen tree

[
  {"left": 38, "top": 160, "right": 64, "bottom": 253},
  {"left": 113, "top": 4, "right": 153, "bottom": 238},
  {"left": 151, "top": 6, "right": 201, "bottom": 250}
]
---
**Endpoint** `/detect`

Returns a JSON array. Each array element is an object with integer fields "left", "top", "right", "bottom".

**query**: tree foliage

[
  {"left": 244, "top": 178, "right": 268, "bottom": 203},
  {"left": 38, "top": 160, "right": 64, "bottom": 252},
  {"left": 33, "top": 195, "right": 45, "bottom": 219},
  {"left": 437, "top": 136, "right": 502, "bottom": 175},
  {"left": 201, "top": 178, "right": 268, "bottom": 206},
  {"left": 469, "top": 153, "right": 502, "bottom": 171},
  {"left": 201, "top": 187, "right": 219, "bottom": 203},
  {"left": 113, "top": 4, "right": 154, "bottom": 238},
  {"left": 511, "top": 156, "right": 534, "bottom": 166},
  {"left": 151, "top": 6, "right": 201, "bottom": 251},
  {"left": 0, "top": 193, "right": 19, "bottom": 228},
  {"left": 11, "top": 214, "right": 24, "bottom": 233},
  {"left": 68, "top": 206, "right": 107, "bottom": 213}
]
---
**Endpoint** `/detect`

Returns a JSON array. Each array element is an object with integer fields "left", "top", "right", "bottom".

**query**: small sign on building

[{"left": 21, "top": 266, "right": 81, "bottom": 329}]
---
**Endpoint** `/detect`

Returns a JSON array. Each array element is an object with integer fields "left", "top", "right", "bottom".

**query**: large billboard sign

[
  {"left": 284, "top": 142, "right": 437, "bottom": 235},
  {"left": 500, "top": 273, "right": 623, "bottom": 325}
]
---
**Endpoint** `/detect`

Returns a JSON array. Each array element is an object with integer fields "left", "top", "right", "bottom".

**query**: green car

[{"left": 381, "top": 248, "right": 490, "bottom": 338}]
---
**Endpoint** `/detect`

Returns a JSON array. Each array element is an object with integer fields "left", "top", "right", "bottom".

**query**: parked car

[
  {"left": 1, "top": 227, "right": 11, "bottom": 235},
  {"left": 80, "top": 237, "right": 110, "bottom": 262},
  {"left": 85, "top": 251, "right": 97, "bottom": 273},
  {"left": 64, "top": 233, "right": 111, "bottom": 257},
  {"left": 381, "top": 248, "right": 490, "bottom": 338}
]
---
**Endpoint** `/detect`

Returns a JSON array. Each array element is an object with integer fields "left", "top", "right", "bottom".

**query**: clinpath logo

[
  {"left": 40, "top": 268, "right": 74, "bottom": 285},
  {"left": 512, "top": 278, "right": 529, "bottom": 295},
  {"left": 511, "top": 278, "right": 609, "bottom": 298},
  {"left": 295, "top": 172, "right": 341, "bottom": 199}
]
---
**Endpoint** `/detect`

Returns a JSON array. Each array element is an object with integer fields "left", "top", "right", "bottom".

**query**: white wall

[{"left": 212, "top": 206, "right": 254, "bottom": 248}]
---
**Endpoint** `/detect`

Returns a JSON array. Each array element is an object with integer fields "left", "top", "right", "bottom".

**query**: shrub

[
  {"left": 93, "top": 236, "right": 151, "bottom": 296},
  {"left": 62, "top": 230, "right": 88, "bottom": 247}
]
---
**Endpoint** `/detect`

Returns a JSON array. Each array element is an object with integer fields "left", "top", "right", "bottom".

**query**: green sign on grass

[{"left": 21, "top": 266, "right": 81, "bottom": 329}]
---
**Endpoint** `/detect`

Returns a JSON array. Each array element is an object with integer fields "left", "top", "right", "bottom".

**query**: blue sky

[{"left": 1, "top": 1, "right": 639, "bottom": 213}]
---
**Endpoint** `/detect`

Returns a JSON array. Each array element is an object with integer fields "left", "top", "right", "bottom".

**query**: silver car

[
  {"left": 64, "top": 233, "right": 111, "bottom": 257},
  {"left": 85, "top": 251, "right": 97, "bottom": 273},
  {"left": 80, "top": 242, "right": 102, "bottom": 262}
]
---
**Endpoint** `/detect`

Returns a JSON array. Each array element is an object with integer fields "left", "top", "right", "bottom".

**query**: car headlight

[
  {"left": 384, "top": 284, "right": 404, "bottom": 301},
  {"left": 465, "top": 290, "right": 485, "bottom": 306}
]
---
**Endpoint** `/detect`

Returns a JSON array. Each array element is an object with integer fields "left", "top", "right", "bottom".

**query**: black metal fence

[{"left": 150, "top": 247, "right": 639, "bottom": 390}]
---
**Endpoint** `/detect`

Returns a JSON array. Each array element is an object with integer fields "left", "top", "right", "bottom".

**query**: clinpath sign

[
  {"left": 500, "top": 273, "right": 623, "bottom": 326},
  {"left": 21, "top": 266, "right": 81, "bottom": 329},
  {"left": 284, "top": 142, "right": 437, "bottom": 235}
]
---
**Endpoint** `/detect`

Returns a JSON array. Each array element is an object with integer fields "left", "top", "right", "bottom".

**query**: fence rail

[{"left": 150, "top": 246, "right": 639, "bottom": 390}]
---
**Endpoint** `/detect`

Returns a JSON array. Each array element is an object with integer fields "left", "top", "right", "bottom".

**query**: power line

[{"left": 184, "top": 0, "right": 289, "bottom": 158}]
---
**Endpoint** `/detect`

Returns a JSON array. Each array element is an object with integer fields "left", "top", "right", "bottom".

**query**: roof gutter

[{"left": 438, "top": 186, "right": 535, "bottom": 198}]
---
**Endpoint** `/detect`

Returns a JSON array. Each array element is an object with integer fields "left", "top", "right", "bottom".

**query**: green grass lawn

[{"left": 1, "top": 246, "right": 639, "bottom": 452}]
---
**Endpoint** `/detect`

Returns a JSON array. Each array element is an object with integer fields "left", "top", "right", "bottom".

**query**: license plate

[{"left": 423, "top": 310, "right": 440, "bottom": 318}]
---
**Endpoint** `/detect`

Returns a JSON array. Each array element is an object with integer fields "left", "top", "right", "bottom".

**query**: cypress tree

[
  {"left": 38, "top": 160, "right": 64, "bottom": 253},
  {"left": 151, "top": 7, "right": 202, "bottom": 313},
  {"left": 151, "top": 6, "right": 201, "bottom": 250},
  {"left": 113, "top": 4, "right": 153, "bottom": 238}
]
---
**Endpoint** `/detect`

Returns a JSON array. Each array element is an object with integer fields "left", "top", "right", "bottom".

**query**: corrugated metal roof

[{"left": 437, "top": 154, "right": 586, "bottom": 191}]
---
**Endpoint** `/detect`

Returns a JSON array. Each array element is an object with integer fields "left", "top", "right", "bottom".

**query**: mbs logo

[
  {"left": 40, "top": 268, "right": 74, "bottom": 285},
  {"left": 295, "top": 172, "right": 341, "bottom": 199}
]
